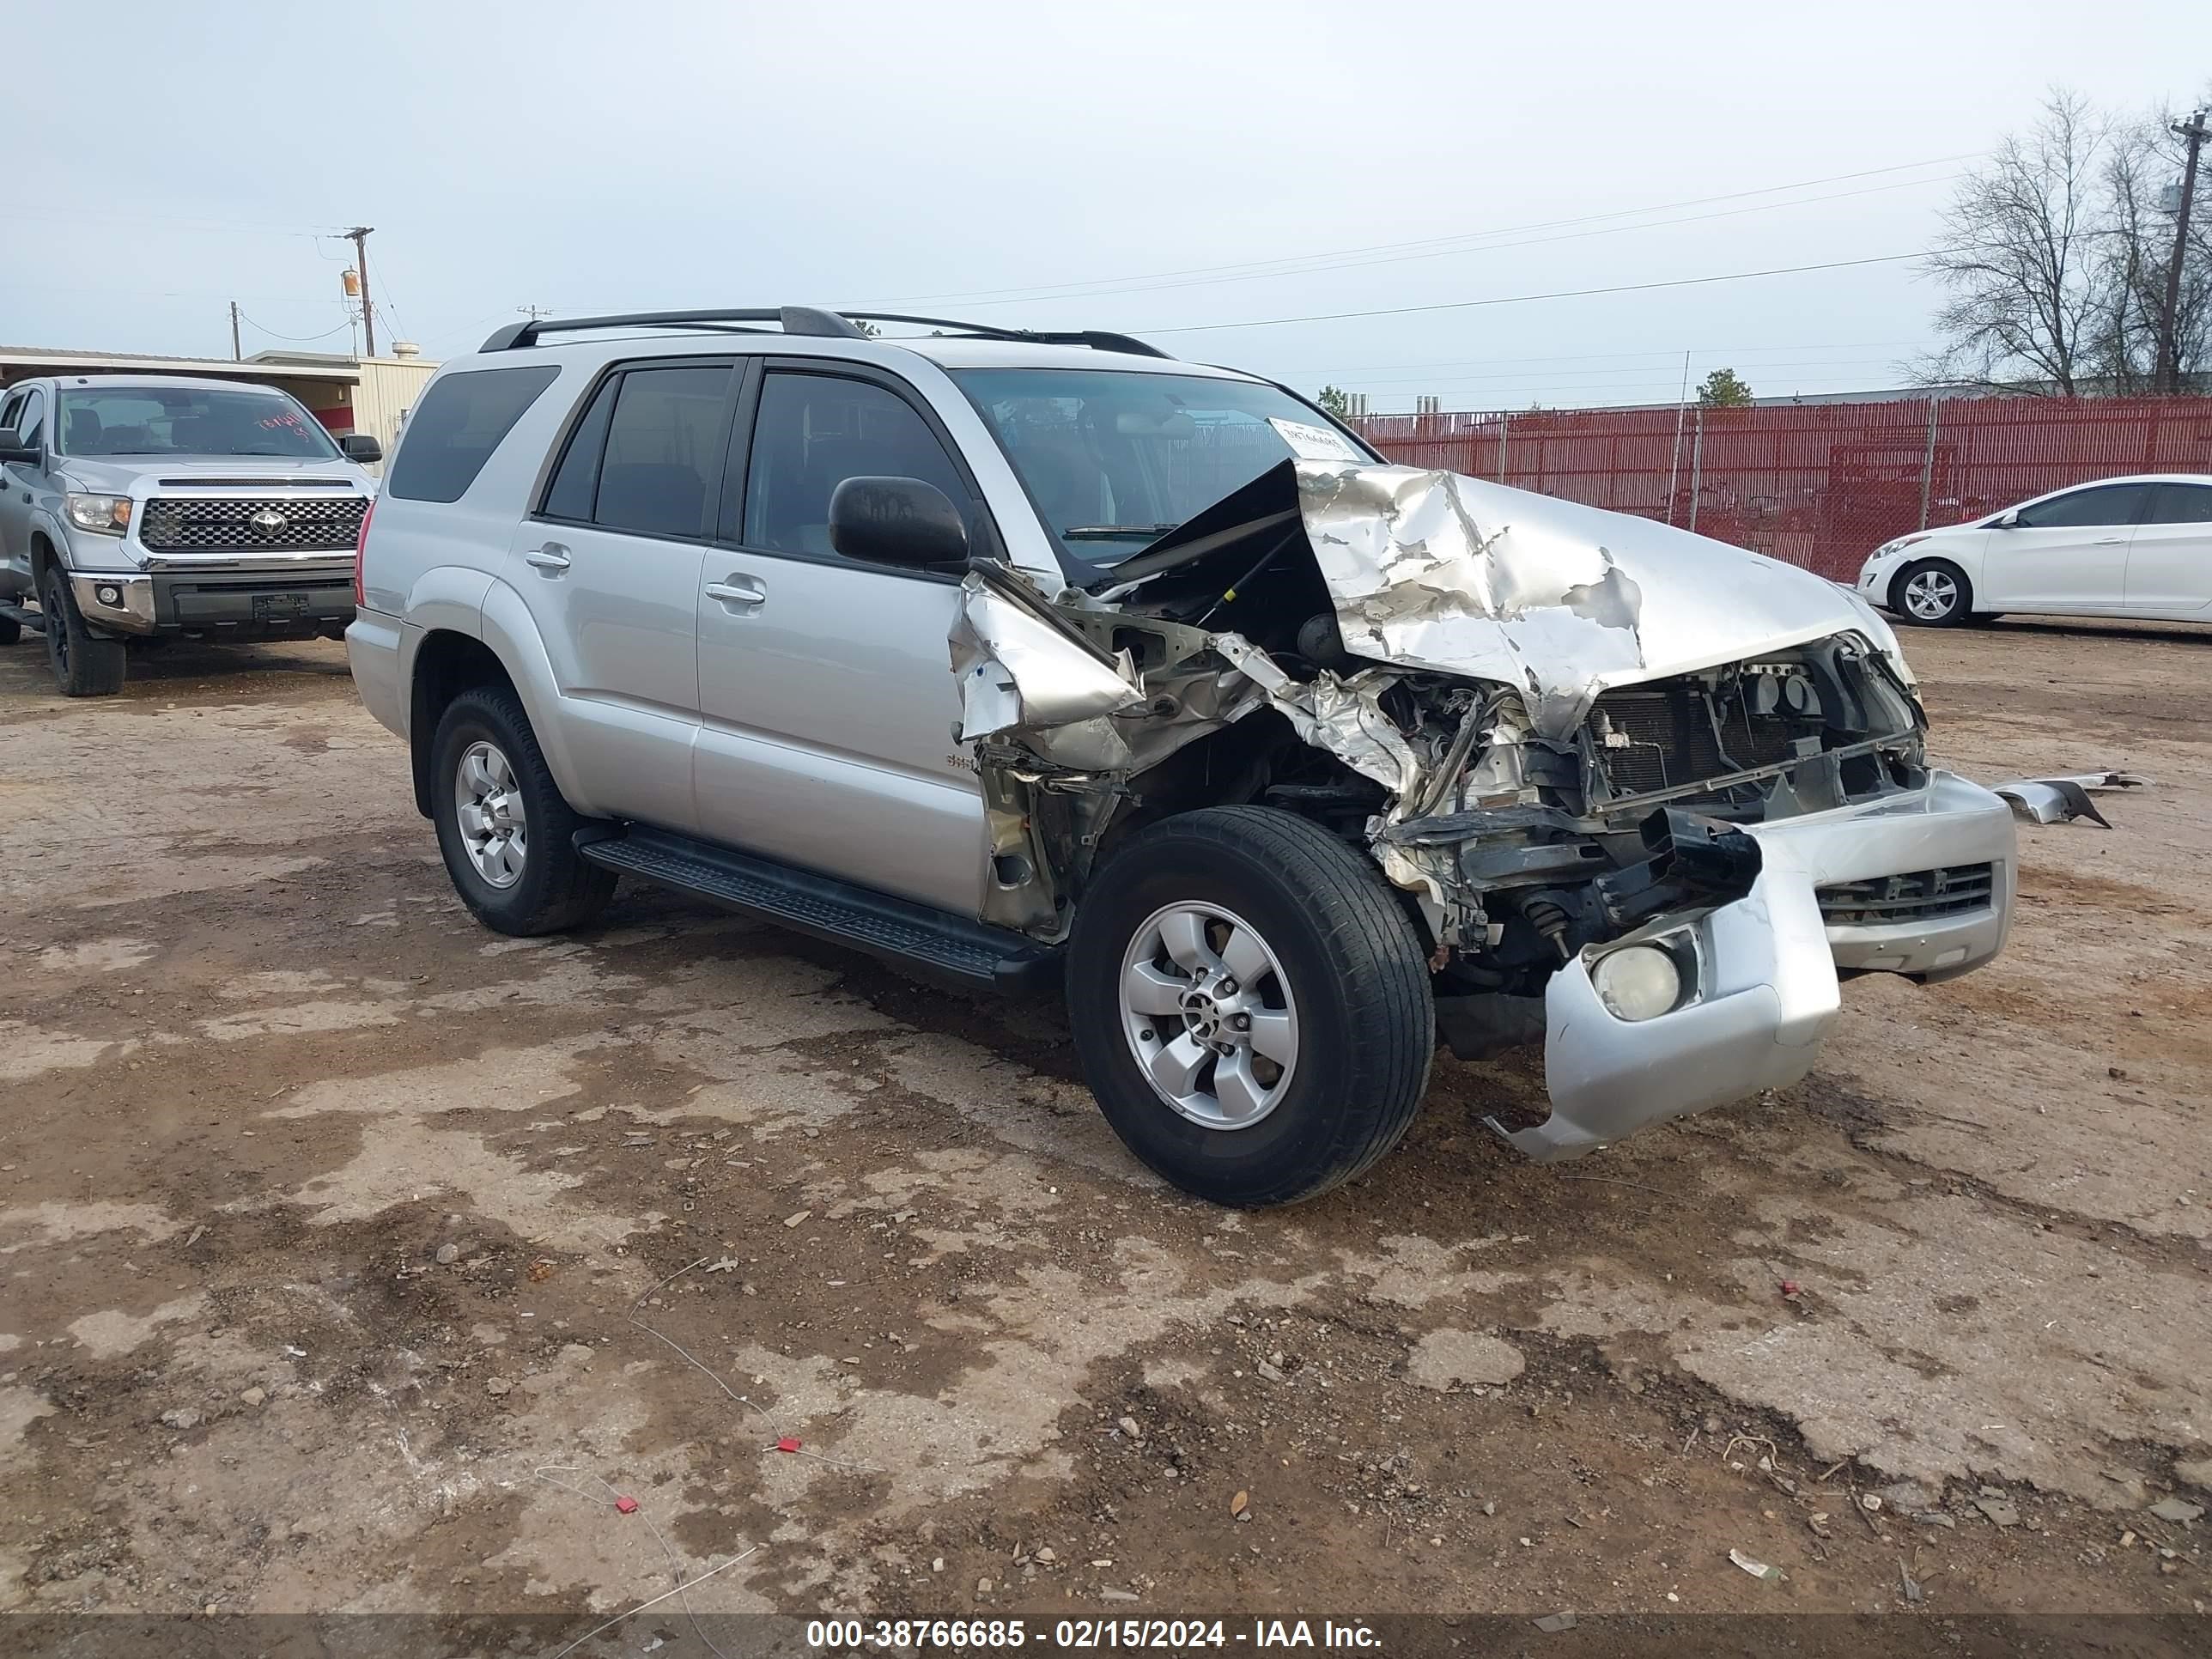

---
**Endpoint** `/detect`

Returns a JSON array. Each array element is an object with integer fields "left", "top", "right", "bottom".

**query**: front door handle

[
  {"left": 705, "top": 574, "right": 767, "bottom": 612},
  {"left": 525, "top": 543, "right": 572, "bottom": 573}
]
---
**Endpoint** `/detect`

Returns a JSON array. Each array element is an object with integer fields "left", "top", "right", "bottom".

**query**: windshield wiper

[{"left": 1060, "top": 523, "right": 1181, "bottom": 539}]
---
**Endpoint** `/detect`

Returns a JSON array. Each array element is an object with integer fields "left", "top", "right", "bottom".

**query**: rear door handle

[
  {"left": 525, "top": 543, "right": 572, "bottom": 573},
  {"left": 2092, "top": 536, "right": 2128, "bottom": 545},
  {"left": 705, "top": 574, "right": 767, "bottom": 612}
]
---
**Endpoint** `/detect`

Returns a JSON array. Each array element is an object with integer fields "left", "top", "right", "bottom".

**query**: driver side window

[
  {"left": 14, "top": 390, "right": 45, "bottom": 454},
  {"left": 731, "top": 371, "right": 976, "bottom": 559}
]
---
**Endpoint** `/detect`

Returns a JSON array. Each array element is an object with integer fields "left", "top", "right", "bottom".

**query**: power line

[
  {"left": 1137, "top": 249, "right": 1942, "bottom": 337},
  {"left": 876, "top": 154, "right": 1980, "bottom": 307},
  {"left": 236, "top": 309, "right": 354, "bottom": 343},
  {"left": 894, "top": 173, "right": 1965, "bottom": 311},
  {"left": 1271, "top": 337, "right": 1935, "bottom": 376}
]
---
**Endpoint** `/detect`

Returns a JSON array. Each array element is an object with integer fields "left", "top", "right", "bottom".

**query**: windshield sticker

[{"left": 1268, "top": 417, "right": 1362, "bottom": 462}]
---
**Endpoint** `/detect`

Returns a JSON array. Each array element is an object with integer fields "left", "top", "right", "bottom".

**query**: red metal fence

[{"left": 1355, "top": 397, "right": 2212, "bottom": 581}]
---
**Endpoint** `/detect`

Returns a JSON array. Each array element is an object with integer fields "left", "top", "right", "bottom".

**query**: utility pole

[
  {"left": 518, "top": 304, "right": 552, "bottom": 322},
  {"left": 2156, "top": 107, "right": 2207, "bottom": 395},
  {"left": 229, "top": 301, "right": 242, "bottom": 362},
  {"left": 345, "top": 226, "right": 377, "bottom": 358}
]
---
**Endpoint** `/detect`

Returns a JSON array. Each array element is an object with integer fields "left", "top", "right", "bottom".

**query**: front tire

[
  {"left": 1891, "top": 559, "right": 1973, "bottom": 627},
  {"left": 429, "top": 686, "right": 616, "bottom": 936},
  {"left": 1067, "top": 805, "right": 1434, "bottom": 1207},
  {"left": 40, "top": 569, "right": 126, "bottom": 696}
]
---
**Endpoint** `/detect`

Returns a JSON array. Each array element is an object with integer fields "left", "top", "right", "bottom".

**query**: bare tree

[{"left": 1916, "top": 90, "right": 2109, "bottom": 394}]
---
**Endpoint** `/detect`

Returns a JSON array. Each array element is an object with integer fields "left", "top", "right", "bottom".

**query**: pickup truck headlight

[{"left": 65, "top": 494, "right": 132, "bottom": 535}]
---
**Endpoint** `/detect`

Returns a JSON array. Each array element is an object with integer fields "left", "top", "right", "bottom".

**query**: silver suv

[
  {"left": 0, "top": 374, "right": 380, "bottom": 696},
  {"left": 348, "top": 307, "right": 2015, "bottom": 1206}
]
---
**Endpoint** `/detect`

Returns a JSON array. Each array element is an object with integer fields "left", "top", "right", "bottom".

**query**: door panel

[
  {"left": 695, "top": 557, "right": 982, "bottom": 913},
  {"left": 1979, "top": 482, "right": 2150, "bottom": 611},
  {"left": 2122, "top": 483, "right": 2212, "bottom": 617},
  {"left": 504, "top": 520, "right": 705, "bottom": 831},
  {"left": 500, "top": 360, "right": 735, "bottom": 833},
  {"left": 693, "top": 366, "right": 991, "bottom": 915}
]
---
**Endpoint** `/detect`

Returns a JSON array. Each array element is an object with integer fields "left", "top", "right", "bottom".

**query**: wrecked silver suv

[{"left": 348, "top": 307, "right": 2015, "bottom": 1206}]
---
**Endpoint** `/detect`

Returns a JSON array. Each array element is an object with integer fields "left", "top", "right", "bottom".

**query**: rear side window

[
  {"left": 2012, "top": 482, "right": 2152, "bottom": 529},
  {"left": 2147, "top": 483, "right": 2212, "bottom": 525},
  {"left": 586, "top": 365, "right": 732, "bottom": 539},
  {"left": 387, "top": 366, "right": 560, "bottom": 503}
]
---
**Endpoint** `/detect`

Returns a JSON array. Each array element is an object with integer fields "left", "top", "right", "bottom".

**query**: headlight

[
  {"left": 65, "top": 494, "right": 132, "bottom": 535},
  {"left": 1589, "top": 944, "right": 1684, "bottom": 1022}
]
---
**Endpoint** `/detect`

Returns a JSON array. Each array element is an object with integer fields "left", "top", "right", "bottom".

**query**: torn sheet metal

[
  {"left": 1208, "top": 632, "right": 1418, "bottom": 797},
  {"left": 951, "top": 568, "right": 1146, "bottom": 770},
  {"left": 1990, "top": 771, "right": 2149, "bottom": 828},
  {"left": 1291, "top": 461, "right": 1887, "bottom": 741}
]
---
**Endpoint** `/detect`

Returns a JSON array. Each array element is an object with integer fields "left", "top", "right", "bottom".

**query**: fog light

[
  {"left": 95, "top": 583, "right": 124, "bottom": 607},
  {"left": 1590, "top": 945, "right": 1682, "bottom": 1022}
]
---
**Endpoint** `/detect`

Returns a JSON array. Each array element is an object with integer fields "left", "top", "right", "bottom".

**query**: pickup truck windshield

[
  {"left": 948, "top": 368, "right": 1371, "bottom": 564},
  {"left": 57, "top": 386, "right": 341, "bottom": 460}
]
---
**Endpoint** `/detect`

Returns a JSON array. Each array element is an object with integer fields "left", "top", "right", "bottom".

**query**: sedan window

[
  {"left": 2010, "top": 483, "right": 2153, "bottom": 529},
  {"left": 2145, "top": 483, "right": 2212, "bottom": 525}
]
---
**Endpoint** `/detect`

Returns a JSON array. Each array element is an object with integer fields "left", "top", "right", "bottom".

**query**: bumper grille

[
  {"left": 139, "top": 495, "right": 367, "bottom": 553},
  {"left": 1817, "top": 863, "right": 1995, "bottom": 927},
  {"left": 1589, "top": 683, "right": 1809, "bottom": 797}
]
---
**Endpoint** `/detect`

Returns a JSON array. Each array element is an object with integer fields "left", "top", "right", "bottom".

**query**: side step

[
  {"left": 0, "top": 600, "right": 46, "bottom": 634},
  {"left": 576, "top": 825, "right": 1062, "bottom": 991}
]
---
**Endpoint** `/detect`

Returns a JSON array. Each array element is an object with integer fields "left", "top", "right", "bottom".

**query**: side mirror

[
  {"left": 1990, "top": 508, "right": 2020, "bottom": 528},
  {"left": 829, "top": 475, "right": 968, "bottom": 569},
  {"left": 339, "top": 433, "right": 383, "bottom": 464},
  {"left": 0, "top": 428, "right": 38, "bottom": 466}
]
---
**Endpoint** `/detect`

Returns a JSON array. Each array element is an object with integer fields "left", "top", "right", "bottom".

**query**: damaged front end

[{"left": 955, "top": 459, "right": 2004, "bottom": 1159}]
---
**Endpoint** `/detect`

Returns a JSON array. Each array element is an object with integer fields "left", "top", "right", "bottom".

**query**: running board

[
  {"left": 0, "top": 601, "right": 45, "bottom": 634},
  {"left": 576, "top": 825, "right": 1061, "bottom": 991}
]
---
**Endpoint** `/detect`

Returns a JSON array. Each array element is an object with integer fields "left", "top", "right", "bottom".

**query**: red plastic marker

[
  {"left": 775, "top": 1437, "right": 802, "bottom": 1454},
  {"left": 1780, "top": 1279, "right": 1802, "bottom": 1297},
  {"left": 614, "top": 1496, "right": 639, "bottom": 1515}
]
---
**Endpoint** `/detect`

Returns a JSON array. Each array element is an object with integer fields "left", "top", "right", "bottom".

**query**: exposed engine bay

[{"left": 951, "top": 459, "right": 1930, "bottom": 1057}]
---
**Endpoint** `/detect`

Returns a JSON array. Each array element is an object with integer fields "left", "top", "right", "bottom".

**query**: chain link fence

[{"left": 1356, "top": 397, "right": 2212, "bottom": 580}]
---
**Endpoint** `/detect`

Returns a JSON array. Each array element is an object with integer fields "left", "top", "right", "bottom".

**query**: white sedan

[{"left": 1856, "top": 473, "right": 2212, "bottom": 627}]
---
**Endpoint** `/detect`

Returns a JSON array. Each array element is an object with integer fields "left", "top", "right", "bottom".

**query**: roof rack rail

[
  {"left": 481, "top": 306, "right": 866, "bottom": 352},
  {"left": 837, "top": 313, "right": 1173, "bottom": 359},
  {"left": 480, "top": 306, "right": 1171, "bottom": 360}
]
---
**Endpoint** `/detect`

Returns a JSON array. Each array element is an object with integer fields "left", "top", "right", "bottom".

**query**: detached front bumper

[{"left": 1492, "top": 769, "right": 2014, "bottom": 1161}]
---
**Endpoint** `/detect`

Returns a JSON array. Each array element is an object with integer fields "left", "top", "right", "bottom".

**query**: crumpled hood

[
  {"left": 56, "top": 455, "right": 370, "bottom": 495},
  {"left": 1297, "top": 461, "right": 1886, "bottom": 739}
]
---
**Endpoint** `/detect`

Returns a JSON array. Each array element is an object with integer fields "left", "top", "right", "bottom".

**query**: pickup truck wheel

[
  {"left": 429, "top": 687, "right": 616, "bottom": 936},
  {"left": 40, "top": 569, "right": 126, "bottom": 696},
  {"left": 1068, "top": 805, "right": 1434, "bottom": 1207}
]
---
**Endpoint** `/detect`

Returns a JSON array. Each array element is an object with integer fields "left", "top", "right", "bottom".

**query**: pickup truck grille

[
  {"left": 139, "top": 496, "right": 367, "bottom": 553},
  {"left": 1816, "top": 863, "right": 1995, "bottom": 927}
]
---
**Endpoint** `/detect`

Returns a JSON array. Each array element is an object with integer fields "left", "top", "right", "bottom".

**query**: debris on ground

[
  {"left": 1899, "top": 1554, "right": 1924, "bottom": 1603},
  {"left": 1407, "top": 1328, "right": 1525, "bottom": 1392},
  {"left": 484, "top": 1377, "right": 514, "bottom": 1398},
  {"left": 1990, "top": 770, "right": 2148, "bottom": 828},
  {"left": 1973, "top": 1496, "right": 2021, "bottom": 1528},
  {"left": 1728, "top": 1549, "right": 1784, "bottom": 1583},
  {"left": 1533, "top": 1611, "right": 1578, "bottom": 1632},
  {"left": 2147, "top": 1498, "right": 2203, "bottom": 1524},
  {"left": 1231, "top": 1490, "right": 1249, "bottom": 1520}
]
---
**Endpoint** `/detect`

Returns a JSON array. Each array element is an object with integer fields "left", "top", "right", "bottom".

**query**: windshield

[
  {"left": 56, "top": 386, "right": 341, "bottom": 460},
  {"left": 949, "top": 368, "right": 1372, "bottom": 564}
]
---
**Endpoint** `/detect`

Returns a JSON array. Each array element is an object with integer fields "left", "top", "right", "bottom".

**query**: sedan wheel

[{"left": 1892, "top": 558, "right": 1973, "bottom": 628}]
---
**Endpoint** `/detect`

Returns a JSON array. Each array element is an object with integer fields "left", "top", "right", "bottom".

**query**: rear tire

[
  {"left": 1891, "top": 558, "right": 1973, "bottom": 627},
  {"left": 429, "top": 686, "right": 617, "bottom": 936},
  {"left": 0, "top": 613, "right": 19, "bottom": 647},
  {"left": 1067, "top": 805, "right": 1434, "bottom": 1207},
  {"left": 40, "top": 568, "right": 126, "bottom": 696}
]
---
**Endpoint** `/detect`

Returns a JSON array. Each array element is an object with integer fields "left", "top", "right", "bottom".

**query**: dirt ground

[{"left": 1, "top": 617, "right": 2207, "bottom": 1650}]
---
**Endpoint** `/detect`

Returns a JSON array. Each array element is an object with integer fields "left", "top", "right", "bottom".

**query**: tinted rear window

[{"left": 388, "top": 367, "right": 560, "bottom": 503}]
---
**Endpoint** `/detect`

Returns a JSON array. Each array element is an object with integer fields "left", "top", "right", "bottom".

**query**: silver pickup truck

[
  {"left": 346, "top": 307, "right": 2015, "bottom": 1207},
  {"left": 0, "top": 374, "right": 380, "bottom": 696}
]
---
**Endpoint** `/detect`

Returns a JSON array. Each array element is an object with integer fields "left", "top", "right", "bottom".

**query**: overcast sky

[{"left": 7, "top": 2, "right": 2205, "bottom": 410}]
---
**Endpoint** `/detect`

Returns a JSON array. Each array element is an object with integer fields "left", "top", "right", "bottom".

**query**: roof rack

[{"left": 480, "top": 306, "right": 1171, "bottom": 360}]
